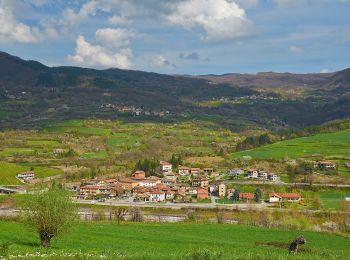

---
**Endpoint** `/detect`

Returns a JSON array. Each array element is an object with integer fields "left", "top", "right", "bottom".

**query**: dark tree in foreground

[
  {"left": 232, "top": 189, "right": 240, "bottom": 202},
  {"left": 254, "top": 188, "right": 262, "bottom": 203},
  {"left": 22, "top": 187, "right": 77, "bottom": 248}
]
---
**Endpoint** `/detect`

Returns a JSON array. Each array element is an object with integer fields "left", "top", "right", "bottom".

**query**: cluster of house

[
  {"left": 76, "top": 161, "right": 213, "bottom": 202},
  {"left": 217, "top": 183, "right": 301, "bottom": 203},
  {"left": 228, "top": 168, "right": 280, "bottom": 182},
  {"left": 16, "top": 171, "right": 36, "bottom": 183},
  {"left": 314, "top": 161, "right": 337, "bottom": 170},
  {"left": 100, "top": 103, "right": 170, "bottom": 117}
]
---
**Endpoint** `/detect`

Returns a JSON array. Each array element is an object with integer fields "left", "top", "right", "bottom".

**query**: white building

[
  {"left": 268, "top": 173, "right": 280, "bottom": 182},
  {"left": 178, "top": 166, "right": 190, "bottom": 176},
  {"left": 258, "top": 171, "right": 268, "bottom": 180},
  {"left": 149, "top": 190, "right": 166, "bottom": 202},
  {"left": 138, "top": 179, "right": 157, "bottom": 188},
  {"left": 160, "top": 161, "right": 172, "bottom": 173},
  {"left": 247, "top": 169, "right": 258, "bottom": 179},
  {"left": 16, "top": 171, "right": 35, "bottom": 180},
  {"left": 228, "top": 169, "right": 244, "bottom": 177}
]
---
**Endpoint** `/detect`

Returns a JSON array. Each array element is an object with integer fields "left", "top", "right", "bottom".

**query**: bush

[{"left": 183, "top": 249, "right": 223, "bottom": 260}]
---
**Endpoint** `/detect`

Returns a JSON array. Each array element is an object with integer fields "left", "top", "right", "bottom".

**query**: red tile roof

[{"left": 239, "top": 193, "right": 254, "bottom": 199}]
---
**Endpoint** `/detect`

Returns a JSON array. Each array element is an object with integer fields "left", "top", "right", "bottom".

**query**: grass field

[
  {"left": 0, "top": 221, "right": 349, "bottom": 259},
  {"left": 302, "top": 190, "right": 350, "bottom": 210},
  {"left": 0, "top": 162, "right": 62, "bottom": 185},
  {"left": 232, "top": 129, "right": 350, "bottom": 160}
]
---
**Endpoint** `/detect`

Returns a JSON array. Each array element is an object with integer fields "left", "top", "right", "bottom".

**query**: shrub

[{"left": 183, "top": 249, "right": 223, "bottom": 260}]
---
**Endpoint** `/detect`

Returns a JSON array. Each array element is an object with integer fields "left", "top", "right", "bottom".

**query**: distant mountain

[
  {"left": 195, "top": 71, "right": 334, "bottom": 89},
  {"left": 0, "top": 51, "right": 349, "bottom": 131},
  {"left": 323, "top": 68, "right": 350, "bottom": 92}
]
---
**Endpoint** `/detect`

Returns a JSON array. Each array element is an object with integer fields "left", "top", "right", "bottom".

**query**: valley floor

[{"left": 0, "top": 221, "right": 349, "bottom": 259}]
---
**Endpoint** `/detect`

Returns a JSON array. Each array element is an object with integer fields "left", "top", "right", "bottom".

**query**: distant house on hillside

[
  {"left": 192, "top": 176, "right": 209, "bottom": 187},
  {"left": 268, "top": 173, "right": 279, "bottom": 182},
  {"left": 132, "top": 170, "right": 146, "bottom": 180},
  {"left": 178, "top": 166, "right": 190, "bottom": 176},
  {"left": 218, "top": 183, "right": 226, "bottom": 198},
  {"left": 16, "top": 171, "right": 35, "bottom": 181},
  {"left": 197, "top": 188, "right": 209, "bottom": 200},
  {"left": 239, "top": 193, "right": 254, "bottom": 202},
  {"left": 258, "top": 171, "right": 268, "bottom": 180},
  {"left": 247, "top": 169, "right": 258, "bottom": 179},
  {"left": 269, "top": 193, "right": 301, "bottom": 203},
  {"left": 314, "top": 161, "right": 336, "bottom": 170},
  {"left": 228, "top": 169, "right": 244, "bottom": 177},
  {"left": 79, "top": 185, "right": 111, "bottom": 198},
  {"left": 160, "top": 161, "right": 172, "bottom": 173},
  {"left": 190, "top": 168, "right": 201, "bottom": 175}
]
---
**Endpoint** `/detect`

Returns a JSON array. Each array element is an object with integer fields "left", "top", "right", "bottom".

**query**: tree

[
  {"left": 113, "top": 207, "right": 128, "bottom": 224},
  {"left": 22, "top": 186, "right": 77, "bottom": 248},
  {"left": 232, "top": 188, "right": 240, "bottom": 202},
  {"left": 129, "top": 207, "right": 143, "bottom": 222},
  {"left": 254, "top": 188, "right": 262, "bottom": 203},
  {"left": 312, "top": 195, "right": 321, "bottom": 210}
]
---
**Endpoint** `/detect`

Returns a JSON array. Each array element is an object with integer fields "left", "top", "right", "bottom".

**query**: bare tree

[
  {"left": 22, "top": 187, "right": 77, "bottom": 248},
  {"left": 129, "top": 207, "right": 143, "bottom": 222},
  {"left": 113, "top": 207, "right": 128, "bottom": 224}
]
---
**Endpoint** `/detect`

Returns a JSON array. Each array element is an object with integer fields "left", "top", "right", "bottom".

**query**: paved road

[
  {"left": 75, "top": 199, "right": 267, "bottom": 210},
  {"left": 0, "top": 186, "right": 26, "bottom": 194}
]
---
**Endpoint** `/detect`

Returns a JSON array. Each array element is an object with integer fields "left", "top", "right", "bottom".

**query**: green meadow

[
  {"left": 0, "top": 162, "right": 62, "bottom": 185},
  {"left": 302, "top": 190, "right": 350, "bottom": 210},
  {"left": 232, "top": 129, "right": 350, "bottom": 160},
  {"left": 0, "top": 221, "right": 349, "bottom": 259}
]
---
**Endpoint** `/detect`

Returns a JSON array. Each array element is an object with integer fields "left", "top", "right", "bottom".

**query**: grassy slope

[
  {"left": 0, "top": 162, "right": 62, "bottom": 185},
  {"left": 232, "top": 129, "right": 350, "bottom": 160},
  {"left": 0, "top": 221, "right": 349, "bottom": 259}
]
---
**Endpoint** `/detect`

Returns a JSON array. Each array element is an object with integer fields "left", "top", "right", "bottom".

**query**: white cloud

[
  {"left": 152, "top": 55, "right": 175, "bottom": 68},
  {"left": 289, "top": 46, "right": 303, "bottom": 53},
  {"left": 108, "top": 15, "right": 131, "bottom": 25},
  {"left": 166, "top": 0, "right": 255, "bottom": 41},
  {"left": 59, "top": 0, "right": 103, "bottom": 28},
  {"left": 320, "top": 69, "right": 330, "bottom": 73},
  {"left": 67, "top": 35, "right": 132, "bottom": 69},
  {"left": 0, "top": 5, "right": 41, "bottom": 43},
  {"left": 95, "top": 28, "right": 135, "bottom": 49}
]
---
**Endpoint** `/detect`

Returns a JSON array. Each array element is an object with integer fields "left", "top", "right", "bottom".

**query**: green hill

[{"left": 232, "top": 128, "right": 350, "bottom": 160}]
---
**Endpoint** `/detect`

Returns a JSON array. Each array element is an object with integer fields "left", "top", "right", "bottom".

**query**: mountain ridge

[{"left": 0, "top": 51, "right": 350, "bottom": 131}]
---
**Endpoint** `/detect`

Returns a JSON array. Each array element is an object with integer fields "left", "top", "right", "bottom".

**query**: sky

[{"left": 0, "top": 0, "right": 349, "bottom": 75}]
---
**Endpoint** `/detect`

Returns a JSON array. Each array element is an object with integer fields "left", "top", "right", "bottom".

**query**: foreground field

[
  {"left": 0, "top": 221, "right": 349, "bottom": 259},
  {"left": 232, "top": 128, "right": 350, "bottom": 160}
]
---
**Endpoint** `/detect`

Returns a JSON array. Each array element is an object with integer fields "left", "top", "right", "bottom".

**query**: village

[
  {"left": 60, "top": 160, "right": 307, "bottom": 206},
  {"left": 100, "top": 103, "right": 170, "bottom": 117},
  {"left": 11, "top": 160, "right": 343, "bottom": 208}
]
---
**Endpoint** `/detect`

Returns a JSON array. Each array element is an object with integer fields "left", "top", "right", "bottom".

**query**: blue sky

[{"left": 0, "top": 0, "right": 349, "bottom": 75}]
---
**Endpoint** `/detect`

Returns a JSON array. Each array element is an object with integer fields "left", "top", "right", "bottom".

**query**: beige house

[
  {"left": 218, "top": 183, "right": 226, "bottom": 198},
  {"left": 192, "top": 176, "right": 209, "bottom": 187}
]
